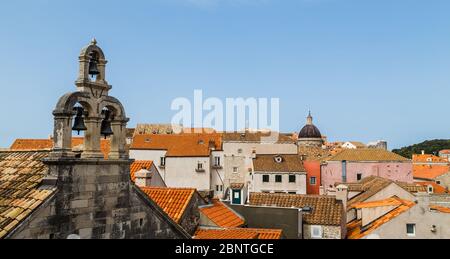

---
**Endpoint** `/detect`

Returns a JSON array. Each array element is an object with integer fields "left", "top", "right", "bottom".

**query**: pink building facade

[{"left": 321, "top": 161, "right": 413, "bottom": 189}]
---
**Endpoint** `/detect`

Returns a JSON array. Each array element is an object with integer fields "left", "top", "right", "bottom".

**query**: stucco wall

[
  {"left": 252, "top": 172, "right": 307, "bottom": 194},
  {"left": 165, "top": 157, "right": 211, "bottom": 192},
  {"left": 363, "top": 197, "right": 450, "bottom": 239},
  {"left": 321, "top": 161, "right": 413, "bottom": 189},
  {"left": 129, "top": 150, "right": 167, "bottom": 179}
]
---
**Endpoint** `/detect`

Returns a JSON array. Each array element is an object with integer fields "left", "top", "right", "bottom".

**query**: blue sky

[{"left": 0, "top": 0, "right": 449, "bottom": 149}]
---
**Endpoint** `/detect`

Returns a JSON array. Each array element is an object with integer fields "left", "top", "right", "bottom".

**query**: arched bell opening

[
  {"left": 100, "top": 107, "right": 115, "bottom": 140},
  {"left": 101, "top": 105, "right": 128, "bottom": 159},
  {"left": 87, "top": 50, "right": 101, "bottom": 82},
  {"left": 71, "top": 103, "right": 89, "bottom": 137}
]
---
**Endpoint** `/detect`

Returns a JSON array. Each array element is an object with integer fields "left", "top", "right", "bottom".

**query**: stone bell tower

[
  {"left": 51, "top": 38, "right": 128, "bottom": 160},
  {"left": 31, "top": 40, "right": 190, "bottom": 239}
]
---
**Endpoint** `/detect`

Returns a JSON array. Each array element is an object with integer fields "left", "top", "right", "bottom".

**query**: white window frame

[
  {"left": 406, "top": 224, "right": 416, "bottom": 237},
  {"left": 311, "top": 225, "right": 323, "bottom": 239},
  {"left": 160, "top": 157, "right": 166, "bottom": 167},
  {"left": 233, "top": 167, "right": 239, "bottom": 174},
  {"left": 214, "top": 156, "right": 221, "bottom": 166}
]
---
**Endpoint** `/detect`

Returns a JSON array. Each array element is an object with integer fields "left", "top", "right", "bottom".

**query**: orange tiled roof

[
  {"left": 415, "top": 182, "right": 448, "bottom": 194},
  {"left": 342, "top": 176, "right": 426, "bottom": 208},
  {"left": 350, "top": 197, "right": 403, "bottom": 209},
  {"left": 10, "top": 138, "right": 111, "bottom": 159},
  {"left": 194, "top": 228, "right": 283, "bottom": 240},
  {"left": 130, "top": 161, "right": 153, "bottom": 182},
  {"left": 249, "top": 192, "right": 344, "bottom": 226},
  {"left": 328, "top": 149, "right": 409, "bottom": 162},
  {"left": 347, "top": 197, "right": 415, "bottom": 239},
  {"left": 200, "top": 201, "right": 245, "bottom": 228},
  {"left": 140, "top": 187, "right": 196, "bottom": 223},
  {"left": 253, "top": 154, "right": 306, "bottom": 172},
  {"left": 412, "top": 154, "right": 448, "bottom": 163},
  {"left": 413, "top": 164, "right": 449, "bottom": 180},
  {"left": 440, "top": 150, "right": 450, "bottom": 155},
  {"left": 430, "top": 205, "right": 450, "bottom": 214},
  {"left": 0, "top": 151, "right": 56, "bottom": 239},
  {"left": 131, "top": 133, "right": 222, "bottom": 157}
]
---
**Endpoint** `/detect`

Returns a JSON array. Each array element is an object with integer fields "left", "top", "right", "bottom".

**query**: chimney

[
  {"left": 422, "top": 150, "right": 425, "bottom": 155},
  {"left": 135, "top": 168, "right": 153, "bottom": 187},
  {"left": 335, "top": 184, "right": 349, "bottom": 209}
]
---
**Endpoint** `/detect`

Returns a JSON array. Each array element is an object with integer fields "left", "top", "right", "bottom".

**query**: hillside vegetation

[{"left": 392, "top": 139, "right": 450, "bottom": 159}]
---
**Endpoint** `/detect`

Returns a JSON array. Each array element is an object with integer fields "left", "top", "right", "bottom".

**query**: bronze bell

[
  {"left": 88, "top": 51, "right": 100, "bottom": 78},
  {"left": 72, "top": 107, "right": 87, "bottom": 135},
  {"left": 88, "top": 59, "right": 100, "bottom": 78},
  {"left": 100, "top": 109, "right": 114, "bottom": 139}
]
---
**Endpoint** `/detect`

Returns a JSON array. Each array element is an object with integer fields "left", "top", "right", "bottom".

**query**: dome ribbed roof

[{"left": 299, "top": 112, "right": 322, "bottom": 139}]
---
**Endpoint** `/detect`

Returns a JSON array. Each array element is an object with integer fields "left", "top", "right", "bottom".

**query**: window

[
  {"left": 428, "top": 186, "right": 434, "bottom": 194},
  {"left": 139, "top": 218, "right": 144, "bottom": 227},
  {"left": 197, "top": 162, "right": 204, "bottom": 171},
  {"left": 311, "top": 226, "right": 323, "bottom": 239},
  {"left": 310, "top": 177, "right": 317, "bottom": 185},
  {"left": 289, "top": 175, "right": 296, "bottom": 183},
  {"left": 214, "top": 157, "right": 221, "bottom": 166},
  {"left": 275, "top": 175, "right": 282, "bottom": 183},
  {"left": 288, "top": 192, "right": 297, "bottom": 194},
  {"left": 160, "top": 157, "right": 166, "bottom": 167},
  {"left": 238, "top": 149, "right": 243, "bottom": 154},
  {"left": 263, "top": 175, "right": 270, "bottom": 183},
  {"left": 406, "top": 224, "right": 416, "bottom": 236},
  {"left": 233, "top": 167, "right": 239, "bottom": 174},
  {"left": 357, "top": 173, "right": 363, "bottom": 181}
]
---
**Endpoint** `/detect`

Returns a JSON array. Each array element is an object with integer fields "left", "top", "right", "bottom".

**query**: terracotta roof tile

[
  {"left": 350, "top": 197, "right": 403, "bottom": 209},
  {"left": 140, "top": 187, "right": 196, "bottom": 223},
  {"left": 430, "top": 205, "right": 450, "bottom": 214},
  {"left": 131, "top": 134, "right": 222, "bottom": 157},
  {"left": 413, "top": 164, "right": 449, "bottom": 180},
  {"left": 253, "top": 154, "right": 306, "bottom": 172},
  {"left": 130, "top": 161, "right": 153, "bottom": 182},
  {"left": 328, "top": 149, "right": 409, "bottom": 162},
  {"left": 412, "top": 154, "right": 448, "bottom": 163},
  {"left": 0, "top": 151, "right": 56, "bottom": 239},
  {"left": 342, "top": 176, "right": 426, "bottom": 208},
  {"left": 415, "top": 182, "right": 448, "bottom": 194},
  {"left": 347, "top": 197, "right": 415, "bottom": 239},
  {"left": 249, "top": 192, "right": 344, "bottom": 226},
  {"left": 223, "top": 132, "right": 294, "bottom": 143},
  {"left": 194, "top": 228, "right": 283, "bottom": 239},
  {"left": 200, "top": 201, "right": 245, "bottom": 228},
  {"left": 10, "top": 138, "right": 111, "bottom": 159}
]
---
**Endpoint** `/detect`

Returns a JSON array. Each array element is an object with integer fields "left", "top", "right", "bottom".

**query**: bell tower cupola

[{"left": 51, "top": 39, "right": 129, "bottom": 160}]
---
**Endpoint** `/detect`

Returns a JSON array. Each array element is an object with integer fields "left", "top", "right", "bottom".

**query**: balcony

[{"left": 212, "top": 164, "right": 223, "bottom": 169}]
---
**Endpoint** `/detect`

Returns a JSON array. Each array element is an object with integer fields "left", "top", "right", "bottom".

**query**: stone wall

[
  {"left": 303, "top": 224, "right": 342, "bottom": 239},
  {"left": 8, "top": 158, "right": 189, "bottom": 239},
  {"left": 179, "top": 193, "right": 207, "bottom": 235}
]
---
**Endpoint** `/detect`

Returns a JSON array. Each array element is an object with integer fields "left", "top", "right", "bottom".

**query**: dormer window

[
  {"left": 274, "top": 156, "right": 284, "bottom": 163},
  {"left": 145, "top": 138, "right": 151, "bottom": 143}
]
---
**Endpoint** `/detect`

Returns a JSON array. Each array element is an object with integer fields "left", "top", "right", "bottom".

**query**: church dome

[{"left": 299, "top": 112, "right": 322, "bottom": 139}]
